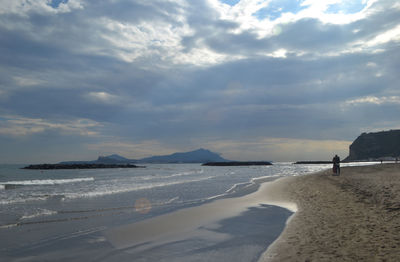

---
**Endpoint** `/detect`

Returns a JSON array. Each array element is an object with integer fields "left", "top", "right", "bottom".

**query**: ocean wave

[
  {"left": 20, "top": 208, "right": 58, "bottom": 220},
  {"left": 0, "top": 185, "right": 4, "bottom": 190},
  {"left": 63, "top": 176, "right": 214, "bottom": 200},
  {"left": 225, "top": 182, "right": 252, "bottom": 194},
  {"left": 139, "top": 169, "right": 204, "bottom": 181},
  {"left": 164, "top": 169, "right": 204, "bottom": 178},
  {"left": 164, "top": 196, "right": 180, "bottom": 205},
  {"left": 216, "top": 174, "right": 283, "bottom": 199},
  {"left": 0, "top": 223, "right": 18, "bottom": 229},
  {"left": 1, "top": 177, "right": 94, "bottom": 186},
  {"left": 204, "top": 181, "right": 253, "bottom": 201},
  {"left": 0, "top": 195, "right": 50, "bottom": 205}
]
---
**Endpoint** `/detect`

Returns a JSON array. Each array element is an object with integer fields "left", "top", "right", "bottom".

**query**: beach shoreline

[
  {"left": 5, "top": 163, "right": 398, "bottom": 261},
  {"left": 1, "top": 163, "right": 324, "bottom": 261},
  {"left": 259, "top": 163, "right": 400, "bottom": 261},
  {"left": 104, "top": 175, "right": 296, "bottom": 261}
]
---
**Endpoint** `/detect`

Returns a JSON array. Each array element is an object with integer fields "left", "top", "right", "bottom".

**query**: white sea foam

[
  {"left": 225, "top": 182, "right": 252, "bottom": 194},
  {"left": 20, "top": 208, "right": 58, "bottom": 220},
  {"left": 205, "top": 193, "right": 228, "bottom": 201},
  {"left": 3, "top": 177, "right": 94, "bottom": 186},
  {"left": 163, "top": 169, "right": 204, "bottom": 179},
  {"left": 0, "top": 223, "right": 18, "bottom": 229},
  {"left": 201, "top": 175, "right": 273, "bottom": 202},
  {"left": 140, "top": 169, "right": 204, "bottom": 181},
  {"left": 0, "top": 196, "right": 50, "bottom": 205},
  {"left": 221, "top": 174, "right": 282, "bottom": 197},
  {"left": 87, "top": 236, "right": 107, "bottom": 244},
  {"left": 0, "top": 185, "right": 4, "bottom": 190},
  {"left": 63, "top": 176, "right": 214, "bottom": 200},
  {"left": 206, "top": 181, "right": 254, "bottom": 201},
  {"left": 164, "top": 196, "right": 180, "bottom": 205}
]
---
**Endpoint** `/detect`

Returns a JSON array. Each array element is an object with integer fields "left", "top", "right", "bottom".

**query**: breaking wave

[
  {"left": 139, "top": 169, "right": 204, "bottom": 181},
  {"left": 20, "top": 208, "right": 58, "bottom": 220},
  {"left": 0, "top": 196, "right": 50, "bottom": 205},
  {"left": 63, "top": 176, "right": 214, "bottom": 200},
  {"left": 1, "top": 177, "right": 94, "bottom": 187}
]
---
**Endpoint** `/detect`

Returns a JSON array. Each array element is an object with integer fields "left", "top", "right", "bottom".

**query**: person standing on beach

[{"left": 332, "top": 154, "right": 340, "bottom": 175}]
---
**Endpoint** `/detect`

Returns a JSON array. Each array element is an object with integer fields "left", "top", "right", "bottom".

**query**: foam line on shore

[{"left": 1, "top": 177, "right": 94, "bottom": 186}]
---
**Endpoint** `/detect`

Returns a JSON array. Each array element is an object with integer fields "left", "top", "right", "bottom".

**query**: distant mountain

[
  {"left": 96, "top": 154, "right": 137, "bottom": 164},
  {"left": 59, "top": 149, "right": 229, "bottom": 165},
  {"left": 139, "top": 148, "right": 230, "bottom": 163},
  {"left": 344, "top": 130, "right": 400, "bottom": 161},
  {"left": 60, "top": 154, "right": 137, "bottom": 165},
  {"left": 104, "top": 154, "right": 132, "bottom": 162}
]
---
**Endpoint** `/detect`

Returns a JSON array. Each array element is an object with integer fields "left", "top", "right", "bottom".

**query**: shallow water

[{"left": 0, "top": 162, "right": 379, "bottom": 261}]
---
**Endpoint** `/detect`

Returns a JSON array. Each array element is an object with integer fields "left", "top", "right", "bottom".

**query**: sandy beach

[{"left": 261, "top": 163, "right": 400, "bottom": 261}]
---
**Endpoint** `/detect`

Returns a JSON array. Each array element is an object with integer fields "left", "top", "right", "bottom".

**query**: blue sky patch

[
  {"left": 327, "top": 1, "right": 367, "bottom": 14},
  {"left": 253, "top": 0, "right": 306, "bottom": 20},
  {"left": 48, "top": 0, "right": 69, "bottom": 8},
  {"left": 220, "top": 0, "right": 241, "bottom": 6}
]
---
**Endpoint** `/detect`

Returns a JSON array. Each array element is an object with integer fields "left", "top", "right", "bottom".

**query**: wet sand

[
  {"left": 105, "top": 179, "right": 296, "bottom": 261},
  {"left": 261, "top": 163, "right": 400, "bottom": 261}
]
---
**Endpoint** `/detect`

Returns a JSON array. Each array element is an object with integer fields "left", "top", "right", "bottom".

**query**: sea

[{"left": 0, "top": 162, "right": 379, "bottom": 261}]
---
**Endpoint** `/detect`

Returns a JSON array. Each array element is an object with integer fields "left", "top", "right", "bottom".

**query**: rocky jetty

[
  {"left": 202, "top": 161, "right": 272, "bottom": 166},
  {"left": 22, "top": 163, "right": 143, "bottom": 170},
  {"left": 345, "top": 130, "right": 400, "bottom": 161}
]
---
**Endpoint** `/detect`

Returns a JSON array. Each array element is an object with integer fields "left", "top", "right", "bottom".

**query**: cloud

[
  {"left": 13, "top": 76, "right": 47, "bottom": 87},
  {"left": 358, "top": 24, "right": 400, "bottom": 47},
  {"left": 0, "top": 115, "right": 102, "bottom": 137},
  {"left": 0, "top": 0, "right": 399, "bottom": 162},
  {"left": 0, "top": 0, "right": 84, "bottom": 17},
  {"left": 344, "top": 95, "right": 400, "bottom": 106},
  {"left": 86, "top": 140, "right": 179, "bottom": 159},
  {"left": 84, "top": 91, "right": 122, "bottom": 105}
]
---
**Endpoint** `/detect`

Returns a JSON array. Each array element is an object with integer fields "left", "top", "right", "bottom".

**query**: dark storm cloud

[{"left": 0, "top": 0, "right": 399, "bottom": 162}]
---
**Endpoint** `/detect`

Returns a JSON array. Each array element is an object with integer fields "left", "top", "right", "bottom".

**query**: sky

[{"left": 0, "top": 0, "right": 399, "bottom": 163}]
